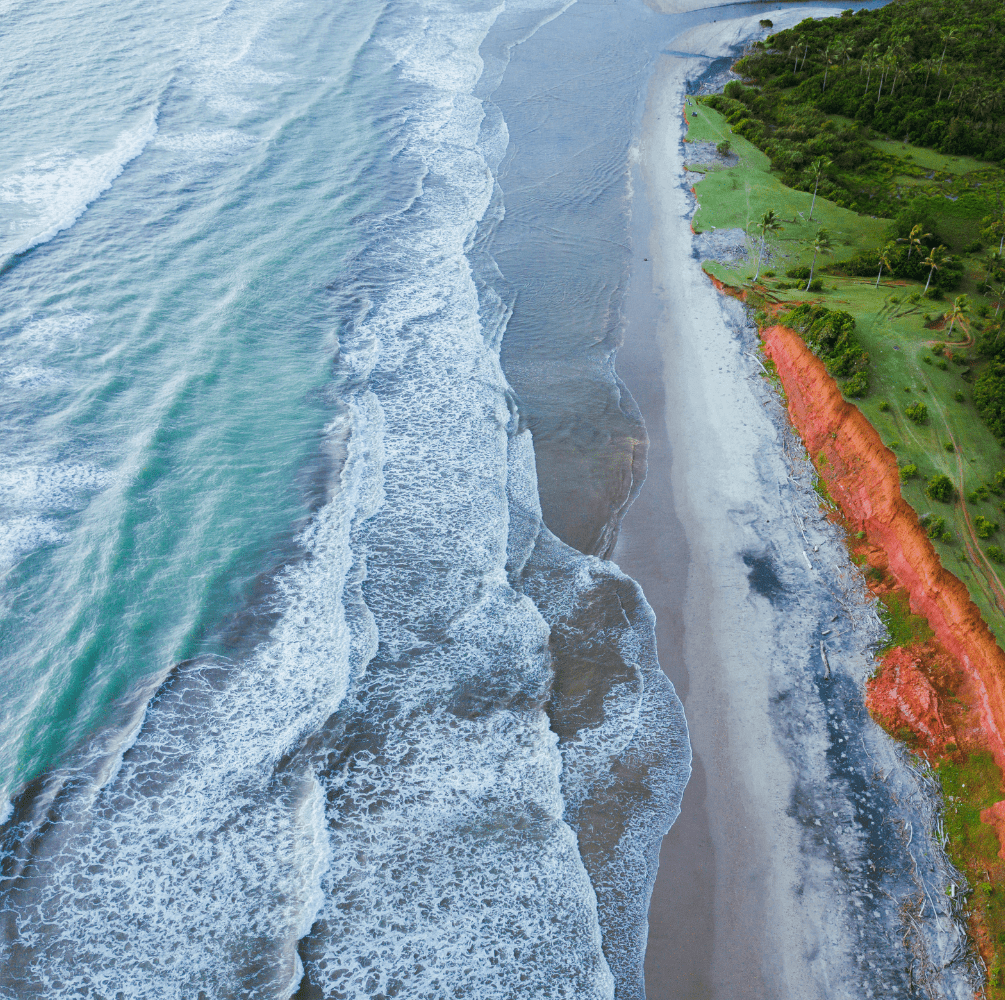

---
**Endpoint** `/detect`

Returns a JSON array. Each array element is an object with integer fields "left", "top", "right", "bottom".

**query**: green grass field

[
  {"left": 687, "top": 104, "right": 1005, "bottom": 648},
  {"left": 686, "top": 103, "right": 888, "bottom": 265}
]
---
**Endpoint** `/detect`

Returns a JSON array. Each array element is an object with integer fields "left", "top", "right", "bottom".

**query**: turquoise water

[
  {"left": 0, "top": 0, "right": 690, "bottom": 996},
  {"left": 1, "top": 0, "right": 383, "bottom": 795}
]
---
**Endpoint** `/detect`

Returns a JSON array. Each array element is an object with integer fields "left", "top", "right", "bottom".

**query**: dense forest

[{"left": 706, "top": 0, "right": 1005, "bottom": 217}]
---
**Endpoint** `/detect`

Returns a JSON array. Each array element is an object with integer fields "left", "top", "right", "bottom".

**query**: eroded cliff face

[{"left": 760, "top": 322, "right": 1005, "bottom": 793}]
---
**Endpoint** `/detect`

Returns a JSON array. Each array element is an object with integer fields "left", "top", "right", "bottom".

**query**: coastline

[{"left": 618, "top": 9, "right": 980, "bottom": 997}]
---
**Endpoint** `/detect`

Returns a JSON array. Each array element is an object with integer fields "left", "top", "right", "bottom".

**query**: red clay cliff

[{"left": 760, "top": 323, "right": 1005, "bottom": 779}]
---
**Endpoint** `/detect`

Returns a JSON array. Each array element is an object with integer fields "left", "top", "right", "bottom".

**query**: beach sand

[{"left": 613, "top": 9, "right": 977, "bottom": 998}]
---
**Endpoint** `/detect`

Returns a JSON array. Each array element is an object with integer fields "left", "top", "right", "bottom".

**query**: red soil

[
  {"left": 760, "top": 323, "right": 1005, "bottom": 782},
  {"left": 866, "top": 646, "right": 952, "bottom": 750}
]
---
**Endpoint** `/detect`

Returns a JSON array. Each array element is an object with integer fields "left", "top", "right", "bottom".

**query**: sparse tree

[
  {"left": 947, "top": 294, "right": 970, "bottom": 338},
  {"left": 875, "top": 242, "right": 896, "bottom": 288},
  {"left": 752, "top": 209, "right": 783, "bottom": 282},
  {"left": 899, "top": 222, "right": 932, "bottom": 261},
  {"left": 806, "top": 227, "right": 833, "bottom": 290},
  {"left": 922, "top": 244, "right": 950, "bottom": 293},
  {"left": 806, "top": 157, "right": 832, "bottom": 221}
]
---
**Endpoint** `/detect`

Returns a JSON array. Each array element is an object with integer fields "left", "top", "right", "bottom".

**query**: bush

[
  {"left": 945, "top": 441, "right": 955, "bottom": 452},
  {"left": 782, "top": 304, "right": 867, "bottom": 380},
  {"left": 989, "top": 545, "right": 1004, "bottom": 564},
  {"left": 975, "top": 514, "right": 999, "bottom": 538},
  {"left": 905, "top": 401, "right": 928, "bottom": 423},
  {"left": 926, "top": 474, "right": 956, "bottom": 503},
  {"left": 786, "top": 265, "right": 811, "bottom": 280},
  {"left": 932, "top": 343, "right": 945, "bottom": 357},
  {"left": 927, "top": 515, "right": 947, "bottom": 539},
  {"left": 974, "top": 361, "right": 1005, "bottom": 441},
  {"left": 716, "top": 139, "right": 732, "bottom": 156},
  {"left": 955, "top": 390, "right": 965, "bottom": 402},
  {"left": 878, "top": 400, "right": 889, "bottom": 412},
  {"left": 900, "top": 463, "right": 919, "bottom": 480},
  {"left": 844, "top": 371, "right": 868, "bottom": 397}
]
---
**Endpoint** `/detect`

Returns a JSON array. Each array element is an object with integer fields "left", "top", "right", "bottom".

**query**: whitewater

[{"left": 0, "top": 0, "right": 689, "bottom": 997}]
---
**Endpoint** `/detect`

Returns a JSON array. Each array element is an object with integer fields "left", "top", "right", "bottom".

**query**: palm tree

[
  {"left": 806, "top": 227, "right": 833, "bottom": 290},
  {"left": 899, "top": 222, "right": 932, "bottom": 261},
  {"left": 923, "top": 55, "right": 938, "bottom": 95},
  {"left": 863, "top": 41, "right": 881, "bottom": 96},
  {"left": 875, "top": 242, "right": 896, "bottom": 288},
  {"left": 876, "top": 49, "right": 895, "bottom": 103},
  {"left": 922, "top": 244, "right": 950, "bottom": 293},
  {"left": 821, "top": 44, "right": 836, "bottom": 92},
  {"left": 806, "top": 157, "right": 832, "bottom": 221},
  {"left": 937, "top": 28, "right": 957, "bottom": 77},
  {"left": 752, "top": 209, "right": 783, "bottom": 282},
  {"left": 947, "top": 294, "right": 970, "bottom": 338}
]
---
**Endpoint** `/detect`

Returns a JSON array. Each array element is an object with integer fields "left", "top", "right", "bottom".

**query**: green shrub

[
  {"left": 945, "top": 442, "right": 955, "bottom": 452},
  {"left": 786, "top": 265, "right": 811, "bottom": 280},
  {"left": 922, "top": 355, "right": 933, "bottom": 365},
  {"left": 989, "top": 545, "right": 1004, "bottom": 564},
  {"left": 927, "top": 515, "right": 947, "bottom": 539},
  {"left": 905, "top": 401, "right": 928, "bottom": 424},
  {"left": 939, "top": 360, "right": 949, "bottom": 370},
  {"left": 926, "top": 474, "right": 956, "bottom": 503},
  {"left": 878, "top": 400, "right": 889, "bottom": 412},
  {"left": 974, "top": 361, "right": 1005, "bottom": 441},
  {"left": 932, "top": 343, "right": 945, "bottom": 357},
  {"left": 716, "top": 139, "right": 732, "bottom": 156},
  {"left": 900, "top": 463, "right": 918, "bottom": 480},
  {"left": 782, "top": 304, "right": 867, "bottom": 381},
  {"left": 975, "top": 515, "right": 999, "bottom": 538},
  {"left": 955, "top": 390, "right": 965, "bottom": 401},
  {"left": 844, "top": 371, "right": 868, "bottom": 397}
]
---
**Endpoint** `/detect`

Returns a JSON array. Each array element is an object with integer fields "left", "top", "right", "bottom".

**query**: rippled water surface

[{"left": 0, "top": 0, "right": 696, "bottom": 996}]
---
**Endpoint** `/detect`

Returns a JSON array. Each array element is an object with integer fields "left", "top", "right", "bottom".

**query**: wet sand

[{"left": 614, "top": 9, "right": 976, "bottom": 999}]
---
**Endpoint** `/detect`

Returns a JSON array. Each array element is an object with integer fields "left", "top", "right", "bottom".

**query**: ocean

[{"left": 0, "top": 0, "right": 693, "bottom": 996}]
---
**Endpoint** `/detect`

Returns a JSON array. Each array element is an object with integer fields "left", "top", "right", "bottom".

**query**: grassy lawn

[
  {"left": 686, "top": 103, "right": 887, "bottom": 271},
  {"left": 688, "top": 104, "right": 1005, "bottom": 649},
  {"left": 869, "top": 139, "right": 992, "bottom": 177}
]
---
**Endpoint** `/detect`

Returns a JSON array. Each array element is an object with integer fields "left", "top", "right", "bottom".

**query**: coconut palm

[
  {"left": 937, "top": 28, "right": 957, "bottom": 77},
  {"left": 922, "top": 244, "right": 950, "bottom": 293},
  {"left": 875, "top": 242, "right": 896, "bottom": 288},
  {"left": 947, "top": 294, "right": 970, "bottom": 338},
  {"left": 752, "top": 209, "right": 783, "bottom": 282},
  {"left": 899, "top": 222, "right": 932, "bottom": 261},
  {"left": 806, "top": 227, "right": 833, "bottom": 290},
  {"left": 806, "top": 157, "right": 832, "bottom": 221},
  {"left": 821, "top": 44, "right": 837, "bottom": 92},
  {"left": 863, "top": 41, "right": 881, "bottom": 96}
]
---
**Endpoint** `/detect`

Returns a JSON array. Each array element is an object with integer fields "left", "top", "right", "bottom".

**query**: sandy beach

[{"left": 614, "top": 9, "right": 978, "bottom": 998}]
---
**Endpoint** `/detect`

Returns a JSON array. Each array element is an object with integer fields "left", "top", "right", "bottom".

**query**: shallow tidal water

[{"left": 1, "top": 1, "right": 692, "bottom": 996}]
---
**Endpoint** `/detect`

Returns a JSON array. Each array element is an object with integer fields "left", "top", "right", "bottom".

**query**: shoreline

[{"left": 617, "top": 9, "right": 980, "bottom": 997}]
